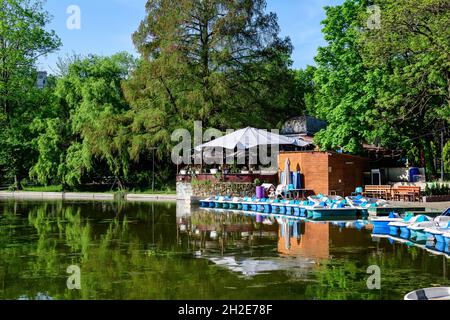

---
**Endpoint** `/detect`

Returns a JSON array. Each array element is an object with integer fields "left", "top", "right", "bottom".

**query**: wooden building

[{"left": 278, "top": 151, "right": 369, "bottom": 196}]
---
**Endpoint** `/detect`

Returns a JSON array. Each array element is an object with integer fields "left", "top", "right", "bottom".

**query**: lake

[{"left": 0, "top": 200, "right": 448, "bottom": 300}]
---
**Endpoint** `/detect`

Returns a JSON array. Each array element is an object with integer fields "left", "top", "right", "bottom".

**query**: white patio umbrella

[
  {"left": 194, "top": 127, "right": 300, "bottom": 151},
  {"left": 282, "top": 158, "right": 291, "bottom": 186},
  {"left": 281, "top": 158, "right": 292, "bottom": 197}
]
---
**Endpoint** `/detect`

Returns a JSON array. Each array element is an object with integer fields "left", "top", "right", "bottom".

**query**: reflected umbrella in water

[
  {"left": 285, "top": 219, "right": 290, "bottom": 251},
  {"left": 293, "top": 221, "right": 299, "bottom": 239},
  {"left": 208, "top": 256, "right": 316, "bottom": 277}
]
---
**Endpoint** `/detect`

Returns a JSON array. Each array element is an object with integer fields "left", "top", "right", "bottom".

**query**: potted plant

[
  {"left": 214, "top": 172, "right": 224, "bottom": 182},
  {"left": 180, "top": 168, "right": 187, "bottom": 175},
  {"left": 230, "top": 163, "right": 240, "bottom": 174},
  {"left": 241, "top": 166, "right": 249, "bottom": 174},
  {"left": 210, "top": 168, "right": 219, "bottom": 174}
]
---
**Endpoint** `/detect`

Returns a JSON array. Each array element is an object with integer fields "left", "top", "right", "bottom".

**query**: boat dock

[{"left": 199, "top": 196, "right": 434, "bottom": 221}]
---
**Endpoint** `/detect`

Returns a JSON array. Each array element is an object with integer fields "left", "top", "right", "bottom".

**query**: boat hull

[
  {"left": 400, "top": 226, "right": 410, "bottom": 239},
  {"left": 389, "top": 225, "right": 400, "bottom": 236},
  {"left": 311, "top": 208, "right": 359, "bottom": 220},
  {"left": 372, "top": 219, "right": 400, "bottom": 235},
  {"left": 414, "top": 230, "right": 429, "bottom": 243}
]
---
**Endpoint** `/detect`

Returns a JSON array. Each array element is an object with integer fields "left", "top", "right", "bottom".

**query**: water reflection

[{"left": 0, "top": 200, "right": 448, "bottom": 300}]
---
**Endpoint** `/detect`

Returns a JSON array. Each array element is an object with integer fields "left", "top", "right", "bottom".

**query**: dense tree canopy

[
  {"left": 361, "top": 0, "right": 450, "bottom": 175},
  {"left": 31, "top": 53, "right": 135, "bottom": 188},
  {"left": 312, "top": 0, "right": 372, "bottom": 154},
  {"left": 124, "top": 0, "right": 296, "bottom": 160},
  {"left": 0, "top": 0, "right": 448, "bottom": 189},
  {"left": 311, "top": 0, "right": 449, "bottom": 177},
  {"left": 0, "top": 0, "right": 60, "bottom": 187}
]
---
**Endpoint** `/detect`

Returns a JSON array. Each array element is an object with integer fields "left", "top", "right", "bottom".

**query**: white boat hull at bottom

[{"left": 404, "top": 287, "right": 450, "bottom": 300}]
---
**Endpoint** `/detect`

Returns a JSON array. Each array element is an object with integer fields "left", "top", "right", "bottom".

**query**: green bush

[{"left": 426, "top": 182, "right": 450, "bottom": 196}]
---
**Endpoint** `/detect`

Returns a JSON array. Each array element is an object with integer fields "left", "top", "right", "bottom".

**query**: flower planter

[{"left": 423, "top": 195, "right": 450, "bottom": 203}]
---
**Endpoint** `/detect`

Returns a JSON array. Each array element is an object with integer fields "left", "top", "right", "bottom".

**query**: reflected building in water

[
  {"left": 277, "top": 219, "right": 330, "bottom": 260},
  {"left": 177, "top": 208, "right": 335, "bottom": 276}
]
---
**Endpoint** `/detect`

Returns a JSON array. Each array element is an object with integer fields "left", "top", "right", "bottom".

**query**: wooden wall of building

[
  {"left": 279, "top": 152, "right": 330, "bottom": 195},
  {"left": 278, "top": 152, "right": 368, "bottom": 196},
  {"left": 328, "top": 153, "right": 368, "bottom": 196}
]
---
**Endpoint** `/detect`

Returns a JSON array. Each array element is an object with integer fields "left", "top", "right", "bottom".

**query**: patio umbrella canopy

[
  {"left": 195, "top": 127, "right": 307, "bottom": 151},
  {"left": 282, "top": 158, "right": 291, "bottom": 187}
]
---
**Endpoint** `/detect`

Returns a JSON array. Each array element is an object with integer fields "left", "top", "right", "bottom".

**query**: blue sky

[{"left": 38, "top": 0, "right": 344, "bottom": 74}]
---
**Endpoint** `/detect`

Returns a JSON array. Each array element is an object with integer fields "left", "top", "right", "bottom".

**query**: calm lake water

[{"left": 0, "top": 200, "right": 448, "bottom": 300}]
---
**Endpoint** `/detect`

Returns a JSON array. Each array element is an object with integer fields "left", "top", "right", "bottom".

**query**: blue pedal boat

[
  {"left": 371, "top": 213, "right": 403, "bottom": 235},
  {"left": 271, "top": 200, "right": 289, "bottom": 215},
  {"left": 310, "top": 208, "right": 359, "bottom": 220},
  {"left": 199, "top": 197, "right": 216, "bottom": 208},
  {"left": 409, "top": 220, "right": 439, "bottom": 243},
  {"left": 424, "top": 223, "right": 450, "bottom": 244},
  {"left": 443, "top": 232, "right": 450, "bottom": 247},
  {"left": 387, "top": 213, "right": 415, "bottom": 237}
]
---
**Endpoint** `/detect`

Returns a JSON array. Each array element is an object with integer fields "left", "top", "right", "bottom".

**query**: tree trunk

[
  {"left": 14, "top": 174, "right": 22, "bottom": 190},
  {"left": 423, "top": 138, "right": 437, "bottom": 179}
]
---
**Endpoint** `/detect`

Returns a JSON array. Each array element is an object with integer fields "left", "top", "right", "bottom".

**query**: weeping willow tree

[{"left": 30, "top": 53, "right": 136, "bottom": 189}]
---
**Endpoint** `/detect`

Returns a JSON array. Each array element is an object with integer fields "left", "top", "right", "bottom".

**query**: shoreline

[{"left": 0, "top": 191, "right": 178, "bottom": 202}]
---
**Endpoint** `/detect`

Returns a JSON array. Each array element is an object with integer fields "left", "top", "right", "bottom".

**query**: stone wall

[{"left": 177, "top": 181, "right": 256, "bottom": 200}]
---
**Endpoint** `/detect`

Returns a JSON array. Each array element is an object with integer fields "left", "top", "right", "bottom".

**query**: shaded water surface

[{"left": 0, "top": 200, "right": 448, "bottom": 300}]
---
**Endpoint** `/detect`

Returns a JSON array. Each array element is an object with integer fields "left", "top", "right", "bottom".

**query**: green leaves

[
  {"left": 30, "top": 53, "right": 136, "bottom": 188},
  {"left": 311, "top": 0, "right": 449, "bottom": 172},
  {"left": 0, "top": 0, "right": 61, "bottom": 186},
  {"left": 312, "top": 0, "right": 371, "bottom": 153},
  {"left": 126, "top": 0, "right": 295, "bottom": 137}
]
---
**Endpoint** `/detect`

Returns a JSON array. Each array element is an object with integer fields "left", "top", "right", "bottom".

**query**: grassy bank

[{"left": 22, "top": 185, "right": 63, "bottom": 192}]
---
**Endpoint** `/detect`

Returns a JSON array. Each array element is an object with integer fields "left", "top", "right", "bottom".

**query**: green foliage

[
  {"left": 360, "top": 0, "right": 450, "bottom": 174},
  {"left": 312, "top": 0, "right": 371, "bottom": 154},
  {"left": 123, "top": 0, "right": 296, "bottom": 164},
  {"left": 425, "top": 182, "right": 450, "bottom": 196},
  {"left": 292, "top": 66, "right": 317, "bottom": 116},
  {"left": 0, "top": 0, "right": 61, "bottom": 187},
  {"left": 2, "top": 0, "right": 448, "bottom": 191},
  {"left": 30, "top": 53, "right": 136, "bottom": 189},
  {"left": 312, "top": 0, "right": 449, "bottom": 169},
  {"left": 444, "top": 141, "right": 450, "bottom": 174}
]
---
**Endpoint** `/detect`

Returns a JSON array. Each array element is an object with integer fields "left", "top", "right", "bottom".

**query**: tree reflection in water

[{"left": 0, "top": 201, "right": 448, "bottom": 300}]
